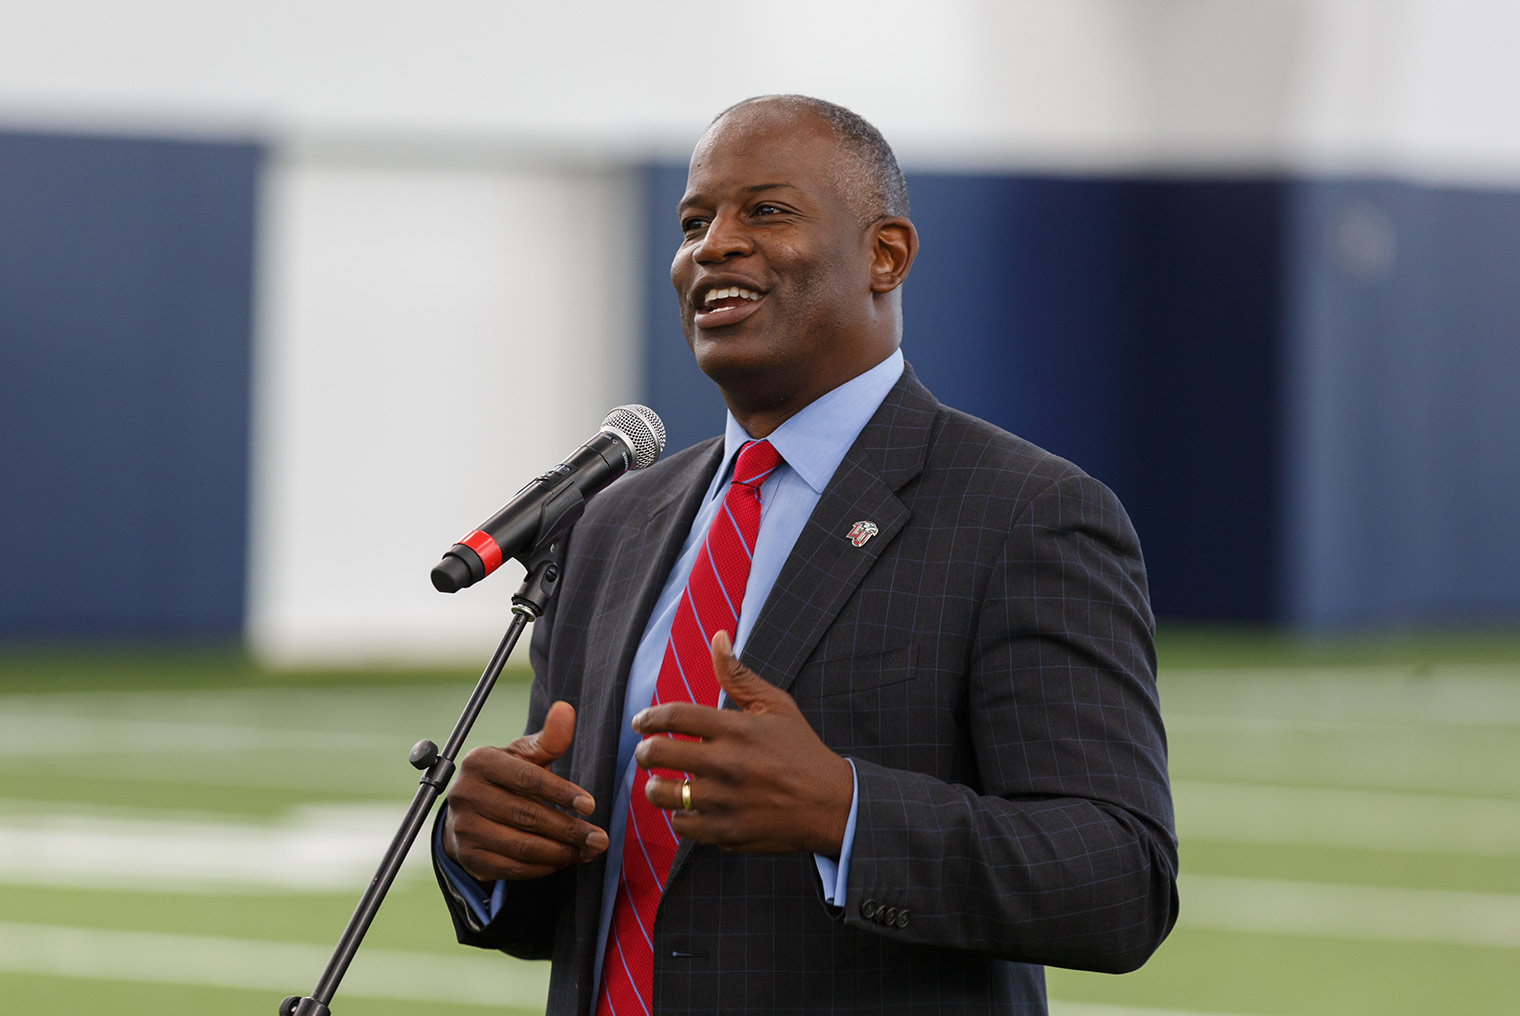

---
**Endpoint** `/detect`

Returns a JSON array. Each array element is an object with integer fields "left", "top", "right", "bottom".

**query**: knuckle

[
  {"left": 457, "top": 846, "right": 495, "bottom": 879},
  {"left": 695, "top": 786, "right": 728, "bottom": 814},
  {"left": 446, "top": 779, "right": 486, "bottom": 808},
  {"left": 447, "top": 809, "right": 476, "bottom": 838},
  {"left": 505, "top": 733, "right": 538, "bottom": 757},
  {"left": 459, "top": 744, "right": 499, "bottom": 773},
  {"left": 505, "top": 835, "right": 564, "bottom": 866},
  {"left": 508, "top": 802, "right": 539, "bottom": 832},
  {"left": 491, "top": 757, "right": 540, "bottom": 794}
]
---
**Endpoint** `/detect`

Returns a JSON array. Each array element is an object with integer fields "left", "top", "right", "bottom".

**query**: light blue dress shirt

[{"left": 437, "top": 350, "right": 905, "bottom": 1000}]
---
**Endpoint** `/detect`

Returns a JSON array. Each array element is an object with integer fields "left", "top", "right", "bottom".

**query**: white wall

[
  {"left": 5, "top": 1, "right": 1520, "bottom": 179},
  {"left": 5, "top": 0, "right": 1517, "bottom": 663},
  {"left": 247, "top": 146, "right": 641, "bottom": 665}
]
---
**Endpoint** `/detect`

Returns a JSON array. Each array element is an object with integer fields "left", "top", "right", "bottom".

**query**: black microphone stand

[{"left": 279, "top": 539, "right": 564, "bottom": 1016}]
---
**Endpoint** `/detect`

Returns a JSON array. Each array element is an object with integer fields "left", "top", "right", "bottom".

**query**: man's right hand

[{"left": 442, "top": 700, "right": 609, "bottom": 881}]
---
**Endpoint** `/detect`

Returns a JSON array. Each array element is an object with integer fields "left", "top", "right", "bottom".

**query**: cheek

[
  {"left": 671, "top": 239, "right": 705, "bottom": 292},
  {"left": 785, "top": 252, "right": 853, "bottom": 322}
]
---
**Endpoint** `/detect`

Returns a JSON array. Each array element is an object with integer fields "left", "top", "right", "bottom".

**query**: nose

[{"left": 691, "top": 209, "right": 752, "bottom": 264}]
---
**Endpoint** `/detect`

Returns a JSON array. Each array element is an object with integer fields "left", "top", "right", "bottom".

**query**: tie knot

[{"left": 732, "top": 439, "right": 782, "bottom": 489}]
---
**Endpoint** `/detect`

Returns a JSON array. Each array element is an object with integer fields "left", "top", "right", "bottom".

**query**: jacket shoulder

[
  {"left": 578, "top": 436, "right": 721, "bottom": 524},
  {"left": 917, "top": 404, "right": 1103, "bottom": 513}
]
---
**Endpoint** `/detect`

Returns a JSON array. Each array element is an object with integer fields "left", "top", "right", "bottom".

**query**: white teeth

[{"left": 702, "top": 286, "right": 761, "bottom": 306}]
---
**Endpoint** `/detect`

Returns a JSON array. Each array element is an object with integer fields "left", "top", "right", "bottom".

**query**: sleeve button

[
  {"left": 860, "top": 899, "right": 878, "bottom": 920},
  {"left": 882, "top": 907, "right": 898, "bottom": 925},
  {"left": 895, "top": 910, "right": 911, "bottom": 928}
]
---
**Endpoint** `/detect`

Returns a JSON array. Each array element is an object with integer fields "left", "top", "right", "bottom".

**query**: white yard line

[
  {"left": 5, "top": 757, "right": 420, "bottom": 794},
  {"left": 1174, "top": 779, "right": 1520, "bottom": 856},
  {"left": 0, "top": 921, "right": 548, "bottom": 1006},
  {"left": 8, "top": 801, "right": 1518, "bottom": 951},
  {"left": 1181, "top": 874, "right": 1520, "bottom": 949},
  {"left": 0, "top": 922, "right": 1258, "bottom": 1015},
  {"left": 1053, "top": 1005, "right": 1258, "bottom": 1016},
  {"left": 1162, "top": 664, "right": 1520, "bottom": 728},
  {"left": 0, "top": 713, "right": 398, "bottom": 755},
  {"left": 0, "top": 803, "right": 434, "bottom": 892},
  {"left": 1165, "top": 714, "right": 1407, "bottom": 734},
  {"left": 0, "top": 684, "right": 521, "bottom": 730}
]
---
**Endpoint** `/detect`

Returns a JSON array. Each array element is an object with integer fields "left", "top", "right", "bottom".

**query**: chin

[
  {"left": 691, "top": 331, "right": 771, "bottom": 380},
  {"left": 693, "top": 347, "right": 792, "bottom": 409}
]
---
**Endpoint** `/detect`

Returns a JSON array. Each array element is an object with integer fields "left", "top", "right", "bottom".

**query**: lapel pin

[{"left": 846, "top": 520, "right": 879, "bottom": 548}]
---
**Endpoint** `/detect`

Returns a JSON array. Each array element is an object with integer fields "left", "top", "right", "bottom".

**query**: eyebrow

[{"left": 678, "top": 182, "right": 798, "bottom": 212}]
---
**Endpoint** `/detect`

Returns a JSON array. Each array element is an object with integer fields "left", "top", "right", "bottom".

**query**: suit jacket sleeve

[
  {"left": 429, "top": 544, "right": 575, "bottom": 960},
  {"left": 838, "top": 469, "right": 1177, "bottom": 973}
]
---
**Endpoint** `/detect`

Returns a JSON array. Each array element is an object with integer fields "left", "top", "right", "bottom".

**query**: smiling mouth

[
  {"left": 702, "top": 285, "right": 762, "bottom": 309},
  {"left": 693, "top": 285, "right": 764, "bottom": 328}
]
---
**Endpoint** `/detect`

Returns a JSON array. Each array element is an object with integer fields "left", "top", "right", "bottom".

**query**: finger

[
  {"left": 709, "top": 630, "right": 776, "bottom": 711},
  {"left": 645, "top": 773, "right": 723, "bottom": 816},
  {"left": 449, "top": 822, "right": 602, "bottom": 881},
  {"left": 666, "top": 813, "right": 746, "bottom": 851},
  {"left": 508, "top": 701, "right": 577, "bottom": 766},
  {"left": 443, "top": 802, "right": 574, "bottom": 878},
  {"left": 464, "top": 856, "right": 567, "bottom": 882},
  {"left": 632, "top": 700, "right": 737, "bottom": 740},
  {"left": 466, "top": 789, "right": 609, "bottom": 854},
  {"left": 644, "top": 773, "right": 678, "bottom": 811},
  {"left": 633, "top": 733, "right": 716, "bottom": 776},
  {"left": 664, "top": 807, "right": 764, "bottom": 853},
  {"left": 460, "top": 745, "right": 595, "bottom": 815}
]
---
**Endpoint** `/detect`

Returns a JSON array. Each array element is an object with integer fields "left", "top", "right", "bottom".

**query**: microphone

[{"left": 430, "top": 405, "right": 665, "bottom": 593}]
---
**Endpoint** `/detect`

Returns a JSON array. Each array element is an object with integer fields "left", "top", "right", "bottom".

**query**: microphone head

[{"left": 600, "top": 404, "right": 665, "bottom": 470}]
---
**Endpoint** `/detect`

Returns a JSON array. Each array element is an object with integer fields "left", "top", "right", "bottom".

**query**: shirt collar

[{"left": 715, "top": 348, "right": 905, "bottom": 496}]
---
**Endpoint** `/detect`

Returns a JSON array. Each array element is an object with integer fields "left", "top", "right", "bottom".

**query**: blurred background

[{"left": 1, "top": 1, "right": 1517, "bottom": 1014}]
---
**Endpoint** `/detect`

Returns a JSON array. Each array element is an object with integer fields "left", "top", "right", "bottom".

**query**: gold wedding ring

[{"left": 680, "top": 776, "right": 694, "bottom": 812}]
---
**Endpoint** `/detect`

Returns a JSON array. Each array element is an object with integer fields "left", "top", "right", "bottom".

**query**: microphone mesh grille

[{"left": 601, "top": 404, "right": 666, "bottom": 470}]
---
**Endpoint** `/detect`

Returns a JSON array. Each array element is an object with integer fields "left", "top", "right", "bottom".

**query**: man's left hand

[{"left": 632, "top": 630, "right": 854, "bottom": 856}]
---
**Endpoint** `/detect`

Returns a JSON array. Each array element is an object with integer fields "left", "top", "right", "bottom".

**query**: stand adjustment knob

[{"left": 409, "top": 739, "right": 440, "bottom": 770}]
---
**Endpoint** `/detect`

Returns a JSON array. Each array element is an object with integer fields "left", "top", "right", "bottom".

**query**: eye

[
  {"left": 680, "top": 216, "right": 708, "bottom": 235},
  {"left": 753, "top": 203, "right": 783, "bottom": 216}
]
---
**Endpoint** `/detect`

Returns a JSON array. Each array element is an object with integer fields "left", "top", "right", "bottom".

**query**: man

[{"left": 434, "top": 95, "right": 1177, "bottom": 1015}]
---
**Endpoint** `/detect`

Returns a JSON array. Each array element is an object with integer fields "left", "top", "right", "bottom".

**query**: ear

[{"left": 868, "top": 217, "right": 919, "bottom": 294}]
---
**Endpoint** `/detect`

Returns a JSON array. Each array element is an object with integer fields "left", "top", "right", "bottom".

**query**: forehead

[{"left": 681, "top": 107, "right": 845, "bottom": 204}]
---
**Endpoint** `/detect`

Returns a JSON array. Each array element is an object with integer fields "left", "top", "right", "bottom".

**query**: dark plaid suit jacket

[{"left": 435, "top": 366, "right": 1178, "bottom": 1014}]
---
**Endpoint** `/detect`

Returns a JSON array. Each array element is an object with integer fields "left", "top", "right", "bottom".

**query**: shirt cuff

[
  {"left": 812, "top": 757, "right": 859, "bottom": 908},
  {"left": 433, "top": 803, "right": 507, "bottom": 928}
]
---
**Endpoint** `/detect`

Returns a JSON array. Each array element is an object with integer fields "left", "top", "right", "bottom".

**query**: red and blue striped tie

[{"left": 595, "top": 439, "right": 782, "bottom": 1016}]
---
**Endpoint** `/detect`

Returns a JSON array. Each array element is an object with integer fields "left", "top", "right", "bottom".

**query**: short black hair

[{"left": 714, "top": 95, "right": 911, "bottom": 223}]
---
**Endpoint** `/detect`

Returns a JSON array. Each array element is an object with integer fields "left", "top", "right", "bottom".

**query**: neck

[
  {"left": 726, "top": 403, "right": 798, "bottom": 439},
  {"left": 720, "top": 334, "right": 900, "bottom": 438}
]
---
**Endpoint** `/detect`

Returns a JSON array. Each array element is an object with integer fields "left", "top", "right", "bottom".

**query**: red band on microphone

[{"left": 460, "top": 530, "right": 503, "bottom": 575}]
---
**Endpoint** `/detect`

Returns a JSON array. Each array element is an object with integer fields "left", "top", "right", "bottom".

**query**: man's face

[{"left": 670, "top": 107, "right": 886, "bottom": 417}]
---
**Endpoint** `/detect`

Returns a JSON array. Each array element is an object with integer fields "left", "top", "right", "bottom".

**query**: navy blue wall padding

[
  {"left": 1284, "top": 178, "right": 1520, "bottom": 626},
  {"left": 0, "top": 130, "right": 259, "bottom": 636},
  {"left": 642, "top": 165, "right": 1286, "bottom": 620},
  {"left": 903, "top": 176, "right": 1287, "bottom": 622}
]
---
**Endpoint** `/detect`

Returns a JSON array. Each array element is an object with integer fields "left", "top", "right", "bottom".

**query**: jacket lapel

[
  {"left": 669, "top": 370, "right": 939, "bottom": 886},
  {"left": 739, "top": 368, "right": 939, "bottom": 693}
]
